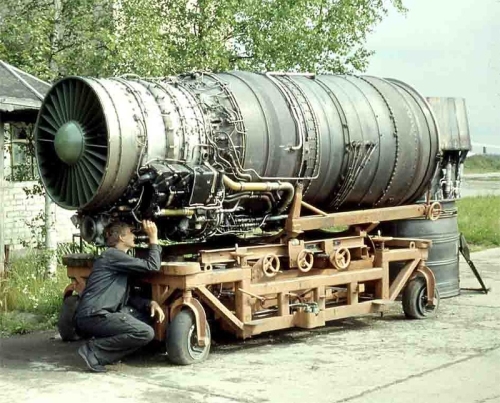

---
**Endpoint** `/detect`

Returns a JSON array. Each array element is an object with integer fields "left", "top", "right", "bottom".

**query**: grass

[
  {"left": 457, "top": 195, "right": 500, "bottom": 251},
  {"left": 0, "top": 250, "right": 70, "bottom": 337},
  {"left": 464, "top": 154, "right": 500, "bottom": 174}
]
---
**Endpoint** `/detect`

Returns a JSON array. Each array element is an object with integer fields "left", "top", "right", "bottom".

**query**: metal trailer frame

[{"left": 61, "top": 186, "right": 441, "bottom": 363}]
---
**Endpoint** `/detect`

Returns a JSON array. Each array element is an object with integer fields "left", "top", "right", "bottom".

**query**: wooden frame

[{"left": 62, "top": 189, "right": 439, "bottom": 349}]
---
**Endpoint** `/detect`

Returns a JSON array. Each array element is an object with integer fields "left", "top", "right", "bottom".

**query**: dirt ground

[{"left": 1, "top": 248, "right": 499, "bottom": 403}]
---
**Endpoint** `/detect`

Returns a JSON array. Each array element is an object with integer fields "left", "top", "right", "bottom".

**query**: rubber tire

[
  {"left": 58, "top": 295, "right": 81, "bottom": 341},
  {"left": 402, "top": 276, "right": 440, "bottom": 319},
  {"left": 166, "top": 310, "right": 211, "bottom": 365}
]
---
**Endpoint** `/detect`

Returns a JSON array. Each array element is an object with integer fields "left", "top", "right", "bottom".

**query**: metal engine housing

[{"left": 35, "top": 72, "right": 440, "bottom": 243}]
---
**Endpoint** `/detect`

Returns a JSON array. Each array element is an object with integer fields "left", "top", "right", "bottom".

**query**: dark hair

[{"left": 104, "top": 221, "right": 132, "bottom": 247}]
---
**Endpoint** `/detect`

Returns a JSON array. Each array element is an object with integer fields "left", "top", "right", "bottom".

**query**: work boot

[{"left": 78, "top": 343, "right": 106, "bottom": 373}]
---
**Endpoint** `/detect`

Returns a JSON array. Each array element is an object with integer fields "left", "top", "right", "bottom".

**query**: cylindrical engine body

[{"left": 34, "top": 71, "right": 440, "bottom": 241}]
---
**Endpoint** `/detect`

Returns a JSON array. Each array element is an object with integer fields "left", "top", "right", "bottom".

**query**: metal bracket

[
  {"left": 459, "top": 233, "right": 489, "bottom": 294},
  {"left": 170, "top": 292, "right": 208, "bottom": 347},
  {"left": 414, "top": 265, "right": 437, "bottom": 307}
]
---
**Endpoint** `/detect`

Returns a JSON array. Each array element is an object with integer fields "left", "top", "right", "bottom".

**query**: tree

[
  {"left": 0, "top": 0, "right": 405, "bottom": 79},
  {"left": 0, "top": 0, "right": 403, "bottom": 273},
  {"left": 0, "top": 0, "right": 116, "bottom": 80}
]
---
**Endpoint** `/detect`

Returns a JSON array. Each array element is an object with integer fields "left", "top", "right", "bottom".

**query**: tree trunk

[
  {"left": 0, "top": 114, "right": 5, "bottom": 276},
  {"left": 44, "top": 0, "right": 63, "bottom": 277}
]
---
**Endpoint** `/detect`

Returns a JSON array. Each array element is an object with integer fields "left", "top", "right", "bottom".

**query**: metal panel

[{"left": 426, "top": 97, "right": 471, "bottom": 151}]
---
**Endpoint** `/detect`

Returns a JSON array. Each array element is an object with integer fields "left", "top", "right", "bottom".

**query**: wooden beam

[
  {"left": 287, "top": 204, "right": 427, "bottom": 232},
  {"left": 249, "top": 268, "right": 384, "bottom": 295},
  {"left": 322, "top": 301, "right": 382, "bottom": 321},
  {"left": 245, "top": 315, "right": 296, "bottom": 336},
  {"left": 195, "top": 285, "right": 244, "bottom": 331},
  {"left": 185, "top": 269, "right": 250, "bottom": 287},
  {"left": 389, "top": 259, "right": 421, "bottom": 301}
]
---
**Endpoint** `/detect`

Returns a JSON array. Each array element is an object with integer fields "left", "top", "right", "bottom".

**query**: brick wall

[{"left": 2, "top": 181, "right": 77, "bottom": 249}]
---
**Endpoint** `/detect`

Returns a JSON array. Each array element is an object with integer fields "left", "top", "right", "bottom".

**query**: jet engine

[{"left": 34, "top": 72, "right": 440, "bottom": 243}]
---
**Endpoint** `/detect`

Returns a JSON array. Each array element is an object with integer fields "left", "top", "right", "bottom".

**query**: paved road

[
  {"left": 1, "top": 248, "right": 499, "bottom": 403},
  {"left": 461, "top": 173, "right": 500, "bottom": 197}
]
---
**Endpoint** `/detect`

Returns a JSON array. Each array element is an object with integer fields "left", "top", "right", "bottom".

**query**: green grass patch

[
  {"left": 0, "top": 250, "right": 69, "bottom": 337},
  {"left": 464, "top": 154, "right": 500, "bottom": 174},
  {"left": 457, "top": 195, "right": 500, "bottom": 251},
  {"left": 0, "top": 311, "right": 58, "bottom": 338}
]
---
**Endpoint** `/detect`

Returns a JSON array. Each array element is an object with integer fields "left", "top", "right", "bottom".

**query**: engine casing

[{"left": 35, "top": 72, "right": 440, "bottom": 243}]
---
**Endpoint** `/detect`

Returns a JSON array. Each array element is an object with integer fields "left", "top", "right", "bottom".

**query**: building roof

[{"left": 0, "top": 61, "right": 50, "bottom": 122}]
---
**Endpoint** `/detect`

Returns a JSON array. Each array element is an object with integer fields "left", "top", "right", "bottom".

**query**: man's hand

[
  {"left": 142, "top": 220, "right": 158, "bottom": 245},
  {"left": 150, "top": 300, "right": 165, "bottom": 323}
]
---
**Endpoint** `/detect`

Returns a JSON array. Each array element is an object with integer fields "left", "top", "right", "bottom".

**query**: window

[{"left": 3, "top": 123, "right": 38, "bottom": 182}]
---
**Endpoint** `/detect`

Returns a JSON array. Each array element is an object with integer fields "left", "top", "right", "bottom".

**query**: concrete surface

[
  {"left": 461, "top": 173, "right": 500, "bottom": 197},
  {"left": 1, "top": 248, "right": 499, "bottom": 403}
]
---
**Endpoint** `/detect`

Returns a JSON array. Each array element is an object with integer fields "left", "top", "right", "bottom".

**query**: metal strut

[{"left": 459, "top": 233, "right": 489, "bottom": 294}]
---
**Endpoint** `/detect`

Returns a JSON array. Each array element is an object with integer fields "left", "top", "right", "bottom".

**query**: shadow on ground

[{"left": 0, "top": 315, "right": 377, "bottom": 371}]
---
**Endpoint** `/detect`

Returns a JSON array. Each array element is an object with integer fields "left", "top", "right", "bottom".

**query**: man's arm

[
  {"left": 106, "top": 220, "right": 162, "bottom": 273},
  {"left": 106, "top": 245, "right": 161, "bottom": 273}
]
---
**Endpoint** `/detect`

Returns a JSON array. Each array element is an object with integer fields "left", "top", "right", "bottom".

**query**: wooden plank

[
  {"left": 389, "top": 259, "right": 420, "bottom": 301},
  {"left": 185, "top": 269, "right": 250, "bottom": 287},
  {"left": 287, "top": 204, "right": 427, "bottom": 232},
  {"left": 245, "top": 315, "right": 296, "bottom": 336},
  {"left": 379, "top": 248, "right": 428, "bottom": 263},
  {"left": 383, "top": 238, "right": 432, "bottom": 249},
  {"left": 195, "top": 285, "right": 244, "bottom": 331},
  {"left": 322, "top": 301, "right": 382, "bottom": 321},
  {"left": 245, "top": 301, "right": 383, "bottom": 337},
  {"left": 199, "top": 236, "right": 365, "bottom": 265},
  {"left": 235, "top": 279, "right": 252, "bottom": 323},
  {"left": 314, "top": 286, "right": 326, "bottom": 310},
  {"left": 249, "top": 268, "right": 384, "bottom": 295},
  {"left": 347, "top": 282, "right": 358, "bottom": 305},
  {"left": 278, "top": 292, "right": 290, "bottom": 316}
]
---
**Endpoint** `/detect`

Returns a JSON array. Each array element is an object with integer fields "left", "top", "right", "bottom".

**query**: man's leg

[{"left": 76, "top": 312, "right": 154, "bottom": 366}]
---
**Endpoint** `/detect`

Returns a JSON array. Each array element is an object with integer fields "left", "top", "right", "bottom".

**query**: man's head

[{"left": 104, "top": 221, "right": 135, "bottom": 250}]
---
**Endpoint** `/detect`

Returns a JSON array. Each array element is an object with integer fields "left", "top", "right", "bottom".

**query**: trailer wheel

[
  {"left": 402, "top": 277, "right": 439, "bottom": 319},
  {"left": 58, "top": 295, "right": 81, "bottom": 341},
  {"left": 166, "top": 310, "right": 211, "bottom": 365}
]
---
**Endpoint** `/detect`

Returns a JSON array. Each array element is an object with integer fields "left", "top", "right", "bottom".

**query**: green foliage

[
  {"left": 0, "top": 241, "right": 100, "bottom": 336},
  {"left": 464, "top": 155, "right": 500, "bottom": 174},
  {"left": 0, "top": 0, "right": 405, "bottom": 80},
  {"left": 0, "top": 250, "right": 68, "bottom": 314},
  {"left": 457, "top": 195, "right": 500, "bottom": 251},
  {"left": 21, "top": 210, "right": 46, "bottom": 249},
  {"left": 0, "top": 311, "right": 58, "bottom": 337},
  {"left": 56, "top": 240, "right": 101, "bottom": 259},
  {"left": 0, "top": 0, "right": 116, "bottom": 80}
]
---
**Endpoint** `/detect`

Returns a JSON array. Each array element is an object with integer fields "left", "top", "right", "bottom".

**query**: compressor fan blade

[{"left": 35, "top": 78, "right": 108, "bottom": 209}]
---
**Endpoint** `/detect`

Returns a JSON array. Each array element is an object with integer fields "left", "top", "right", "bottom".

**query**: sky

[{"left": 365, "top": 0, "right": 499, "bottom": 151}]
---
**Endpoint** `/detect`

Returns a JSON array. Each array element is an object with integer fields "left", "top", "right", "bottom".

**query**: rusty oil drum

[{"left": 384, "top": 200, "right": 460, "bottom": 298}]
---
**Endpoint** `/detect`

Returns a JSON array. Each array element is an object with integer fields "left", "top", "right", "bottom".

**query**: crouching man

[{"left": 75, "top": 219, "right": 165, "bottom": 372}]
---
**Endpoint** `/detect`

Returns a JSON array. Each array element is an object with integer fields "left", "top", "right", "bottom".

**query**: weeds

[{"left": 0, "top": 248, "right": 83, "bottom": 337}]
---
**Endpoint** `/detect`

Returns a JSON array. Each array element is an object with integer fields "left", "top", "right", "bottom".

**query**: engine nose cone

[{"left": 55, "top": 121, "right": 84, "bottom": 165}]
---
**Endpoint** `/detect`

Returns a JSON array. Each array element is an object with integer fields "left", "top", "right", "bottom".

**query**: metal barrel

[{"left": 383, "top": 200, "right": 460, "bottom": 298}]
